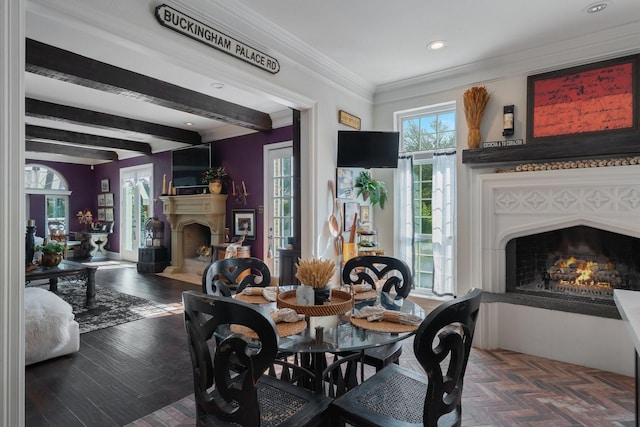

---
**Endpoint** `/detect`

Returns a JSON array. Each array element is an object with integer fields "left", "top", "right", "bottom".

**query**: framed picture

[
  {"left": 232, "top": 209, "right": 256, "bottom": 239},
  {"left": 105, "top": 208, "right": 114, "bottom": 222},
  {"left": 360, "top": 205, "right": 370, "bottom": 223},
  {"left": 104, "top": 193, "right": 114, "bottom": 207},
  {"left": 98, "top": 208, "right": 106, "bottom": 221},
  {"left": 101, "top": 178, "right": 110, "bottom": 192},
  {"left": 344, "top": 202, "right": 360, "bottom": 232},
  {"left": 336, "top": 168, "right": 354, "bottom": 199},
  {"left": 527, "top": 54, "right": 639, "bottom": 143},
  {"left": 97, "top": 194, "right": 105, "bottom": 207}
]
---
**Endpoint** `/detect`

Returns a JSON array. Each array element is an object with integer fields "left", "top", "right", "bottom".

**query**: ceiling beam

[
  {"left": 25, "top": 141, "right": 118, "bottom": 161},
  {"left": 26, "top": 98, "right": 202, "bottom": 145},
  {"left": 26, "top": 125, "right": 152, "bottom": 154},
  {"left": 26, "top": 38, "right": 272, "bottom": 131}
]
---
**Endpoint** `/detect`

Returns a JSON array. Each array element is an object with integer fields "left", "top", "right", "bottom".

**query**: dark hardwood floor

[{"left": 25, "top": 264, "right": 200, "bottom": 427}]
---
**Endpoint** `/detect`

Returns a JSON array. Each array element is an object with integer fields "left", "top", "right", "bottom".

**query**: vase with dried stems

[
  {"left": 295, "top": 257, "right": 336, "bottom": 305},
  {"left": 463, "top": 86, "right": 490, "bottom": 149}
]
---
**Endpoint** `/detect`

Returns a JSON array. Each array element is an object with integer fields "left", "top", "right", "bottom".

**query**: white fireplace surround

[
  {"left": 160, "top": 194, "right": 227, "bottom": 274},
  {"left": 470, "top": 165, "right": 640, "bottom": 376}
]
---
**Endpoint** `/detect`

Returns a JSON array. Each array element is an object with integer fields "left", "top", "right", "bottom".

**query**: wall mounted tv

[
  {"left": 171, "top": 144, "right": 210, "bottom": 188},
  {"left": 337, "top": 131, "right": 400, "bottom": 168}
]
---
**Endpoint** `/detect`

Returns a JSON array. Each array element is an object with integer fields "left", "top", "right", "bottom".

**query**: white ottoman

[{"left": 24, "top": 287, "right": 80, "bottom": 365}]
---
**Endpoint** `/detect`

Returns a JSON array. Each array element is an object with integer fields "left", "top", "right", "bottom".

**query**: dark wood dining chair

[
  {"left": 330, "top": 288, "right": 482, "bottom": 427},
  {"left": 201, "top": 256, "right": 271, "bottom": 295},
  {"left": 182, "top": 290, "right": 332, "bottom": 427},
  {"left": 342, "top": 255, "right": 413, "bottom": 370}
]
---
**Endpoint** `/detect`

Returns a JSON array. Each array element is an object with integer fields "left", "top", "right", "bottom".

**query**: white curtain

[
  {"left": 394, "top": 156, "right": 414, "bottom": 275},
  {"left": 432, "top": 152, "right": 456, "bottom": 296}
]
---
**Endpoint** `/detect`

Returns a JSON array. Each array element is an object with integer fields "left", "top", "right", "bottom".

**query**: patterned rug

[{"left": 39, "top": 283, "right": 183, "bottom": 334}]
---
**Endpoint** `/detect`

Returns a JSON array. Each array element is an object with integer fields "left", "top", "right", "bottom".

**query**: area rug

[{"left": 37, "top": 283, "right": 183, "bottom": 334}]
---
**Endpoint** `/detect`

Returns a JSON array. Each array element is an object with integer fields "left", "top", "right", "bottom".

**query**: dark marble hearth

[{"left": 482, "top": 291, "right": 621, "bottom": 319}]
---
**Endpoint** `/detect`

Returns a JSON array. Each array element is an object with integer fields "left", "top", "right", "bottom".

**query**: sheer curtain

[
  {"left": 394, "top": 156, "right": 414, "bottom": 274},
  {"left": 432, "top": 151, "right": 456, "bottom": 296}
]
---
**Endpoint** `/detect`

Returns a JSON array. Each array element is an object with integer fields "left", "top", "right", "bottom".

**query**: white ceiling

[{"left": 24, "top": 0, "right": 640, "bottom": 164}]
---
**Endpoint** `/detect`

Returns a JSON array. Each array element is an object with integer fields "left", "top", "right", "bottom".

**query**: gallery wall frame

[
  {"left": 336, "top": 168, "right": 354, "bottom": 199},
  {"left": 232, "top": 209, "right": 256, "bottom": 239},
  {"left": 98, "top": 208, "right": 106, "bottom": 221},
  {"left": 104, "top": 193, "right": 114, "bottom": 207},
  {"left": 344, "top": 201, "right": 359, "bottom": 232},
  {"left": 526, "top": 54, "right": 639, "bottom": 144},
  {"left": 97, "top": 194, "right": 105, "bottom": 207},
  {"left": 101, "top": 178, "right": 110, "bottom": 192},
  {"left": 105, "top": 208, "right": 114, "bottom": 222}
]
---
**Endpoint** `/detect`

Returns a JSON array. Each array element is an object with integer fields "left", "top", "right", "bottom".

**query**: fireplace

[
  {"left": 160, "top": 194, "right": 227, "bottom": 276},
  {"left": 470, "top": 164, "right": 640, "bottom": 375},
  {"left": 506, "top": 226, "right": 640, "bottom": 305}
]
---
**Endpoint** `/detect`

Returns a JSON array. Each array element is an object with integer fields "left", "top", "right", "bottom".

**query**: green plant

[
  {"left": 201, "top": 166, "right": 229, "bottom": 184},
  {"left": 354, "top": 170, "right": 388, "bottom": 209},
  {"left": 35, "top": 241, "right": 68, "bottom": 254}
]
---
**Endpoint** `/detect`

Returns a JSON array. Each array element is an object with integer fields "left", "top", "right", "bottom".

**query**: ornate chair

[
  {"left": 182, "top": 290, "right": 332, "bottom": 427},
  {"left": 330, "top": 288, "right": 482, "bottom": 427},
  {"left": 201, "top": 256, "right": 271, "bottom": 295},
  {"left": 342, "top": 255, "right": 413, "bottom": 370}
]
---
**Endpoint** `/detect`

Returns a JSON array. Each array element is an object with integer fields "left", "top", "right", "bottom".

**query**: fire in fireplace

[{"left": 506, "top": 226, "right": 640, "bottom": 303}]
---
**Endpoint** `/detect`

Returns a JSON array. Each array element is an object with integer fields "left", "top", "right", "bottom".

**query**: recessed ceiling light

[
  {"left": 210, "top": 82, "right": 225, "bottom": 89},
  {"left": 185, "top": 122, "right": 193, "bottom": 126},
  {"left": 585, "top": 2, "right": 609, "bottom": 13},
  {"left": 427, "top": 40, "right": 446, "bottom": 50}
]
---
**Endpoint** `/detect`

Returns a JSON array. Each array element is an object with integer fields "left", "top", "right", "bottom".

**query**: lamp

[{"left": 230, "top": 180, "right": 249, "bottom": 205}]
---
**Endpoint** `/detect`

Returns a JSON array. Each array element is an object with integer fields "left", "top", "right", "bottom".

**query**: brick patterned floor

[{"left": 127, "top": 344, "right": 635, "bottom": 427}]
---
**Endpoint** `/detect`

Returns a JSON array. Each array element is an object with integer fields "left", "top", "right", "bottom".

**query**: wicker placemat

[
  {"left": 234, "top": 293, "right": 270, "bottom": 304},
  {"left": 230, "top": 320, "right": 307, "bottom": 339},
  {"left": 350, "top": 316, "right": 418, "bottom": 333}
]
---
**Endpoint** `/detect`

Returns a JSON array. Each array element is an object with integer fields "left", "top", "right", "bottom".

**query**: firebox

[{"left": 506, "top": 226, "right": 640, "bottom": 305}]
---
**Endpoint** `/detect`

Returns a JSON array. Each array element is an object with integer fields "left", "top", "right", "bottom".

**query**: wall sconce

[
  {"left": 231, "top": 180, "right": 249, "bottom": 205},
  {"left": 503, "top": 105, "right": 515, "bottom": 136}
]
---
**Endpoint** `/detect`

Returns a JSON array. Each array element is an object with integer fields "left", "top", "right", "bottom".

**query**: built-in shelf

[{"left": 462, "top": 133, "right": 640, "bottom": 165}]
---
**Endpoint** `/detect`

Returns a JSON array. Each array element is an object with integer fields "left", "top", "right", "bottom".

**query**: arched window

[{"left": 25, "top": 164, "right": 72, "bottom": 238}]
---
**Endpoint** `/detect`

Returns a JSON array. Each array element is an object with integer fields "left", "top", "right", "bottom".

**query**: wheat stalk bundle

[
  {"left": 463, "top": 86, "right": 490, "bottom": 148},
  {"left": 295, "top": 258, "right": 335, "bottom": 289}
]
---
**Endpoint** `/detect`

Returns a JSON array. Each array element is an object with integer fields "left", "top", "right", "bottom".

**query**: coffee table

[{"left": 25, "top": 260, "right": 98, "bottom": 307}]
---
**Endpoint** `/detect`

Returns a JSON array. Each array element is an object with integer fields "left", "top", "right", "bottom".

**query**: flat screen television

[
  {"left": 337, "top": 131, "right": 399, "bottom": 168},
  {"left": 171, "top": 144, "right": 210, "bottom": 188}
]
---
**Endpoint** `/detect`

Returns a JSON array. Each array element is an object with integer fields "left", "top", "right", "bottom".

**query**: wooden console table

[{"left": 25, "top": 260, "right": 98, "bottom": 307}]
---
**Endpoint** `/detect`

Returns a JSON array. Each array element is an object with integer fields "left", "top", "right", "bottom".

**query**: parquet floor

[{"left": 129, "top": 340, "right": 636, "bottom": 427}]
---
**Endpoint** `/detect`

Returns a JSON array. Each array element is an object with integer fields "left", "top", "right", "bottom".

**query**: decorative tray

[{"left": 277, "top": 289, "right": 353, "bottom": 316}]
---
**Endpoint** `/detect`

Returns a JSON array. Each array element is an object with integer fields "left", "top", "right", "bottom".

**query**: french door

[
  {"left": 120, "top": 164, "right": 153, "bottom": 261},
  {"left": 264, "top": 142, "right": 294, "bottom": 277}
]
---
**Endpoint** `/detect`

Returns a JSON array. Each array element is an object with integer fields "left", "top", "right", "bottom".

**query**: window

[
  {"left": 395, "top": 102, "right": 456, "bottom": 294},
  {"left": 25, "top": 164, "right": 71, "bottom": 238}
]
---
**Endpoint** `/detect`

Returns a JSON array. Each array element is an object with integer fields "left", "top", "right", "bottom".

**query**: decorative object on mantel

[
  {"left": 495, "top": 155, "right": 640, "bottom": 173},
  {"left": 481, "top": 139, "right": 525, "bottom": 149},
  {"left": 201, "top": 166, "right": 230, "bottom": 194},
  {"left": 463, "top": 86, "right": 490, "bottom": 149},
  {"left": 354, "top": 170, "right": 387, "bottom": 209},
  {"left": 295, "top": 257, "right": 336, "bottom": 305}
]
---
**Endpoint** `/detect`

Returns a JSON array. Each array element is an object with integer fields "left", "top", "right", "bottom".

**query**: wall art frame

[
  {"left": 104, "top": 208, "right": 114, "bottom": 222},
  {"left": 343, "top": 201, "right": 360, "bottom": 232},
  {"left": 97, "top": 194, "right": 105, "bottom": 207},
  {"left": 526, "top": 54, "right": 639, "bottom": 144},
  {"left": 104, "top": 193, "right": 114, "bottom": 207},
  {"left": 97, "top": 208, "right": 106, "bottom": 221},
  {"left": 101, "top": 178, "right": 110, "bottom": 192},
  {"left": 232, "top": 209, "right": 256, "bottom": 239},
  {"left": 336, "top": 168, "right": 354, "bottom": 199}
]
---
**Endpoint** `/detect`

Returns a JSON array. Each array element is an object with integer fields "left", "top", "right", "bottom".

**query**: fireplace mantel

[{"left": 160, "top": 194, "right": 227, "bottom": 274}]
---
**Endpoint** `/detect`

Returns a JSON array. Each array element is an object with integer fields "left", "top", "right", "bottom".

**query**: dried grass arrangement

[
  {"left": 463, "top": 86, "right": 490, "bottom": 148},
  {"left": 295, "top": 258, "right": 335, "bottom": 289}
]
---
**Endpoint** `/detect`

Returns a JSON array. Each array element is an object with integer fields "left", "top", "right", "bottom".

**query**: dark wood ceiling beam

[
  {"left": 26, "top": 38, "right": 272, "bottom": 131},
  {"left": 26, "top": 125, "right": 152, "bottom": 154},
  {"left": 25, "top": 140, "right": 118, "bottom": 161},
  {"left": 26, "top": 98, "right": 202, "bottom": 145}
]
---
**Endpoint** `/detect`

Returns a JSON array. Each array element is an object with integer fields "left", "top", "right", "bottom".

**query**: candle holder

[
  {"left": 76, "top": 209, "right": 93, "bottom": 230},
  {"left": 231, "top": 180, "right": 249, "bottom": 205}
]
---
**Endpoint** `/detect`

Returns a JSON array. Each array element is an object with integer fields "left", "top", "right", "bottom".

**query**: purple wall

[
  {"left": 26, "top": 126, "right": 291, "bottom": 261},
  {"left": 211, "top": 126, "right": 293, "bottom": 259}
]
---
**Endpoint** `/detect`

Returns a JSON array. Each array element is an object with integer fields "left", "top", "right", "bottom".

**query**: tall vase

[{"left": 467, "top": 127, "right": 481, "bottom": 149}]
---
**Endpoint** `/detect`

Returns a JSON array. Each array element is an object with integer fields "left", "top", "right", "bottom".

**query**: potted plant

[
  {"left": 35, "top": 241, "right": 68, "bottom": 267},
  {"left": 354, "top": 170, "right": 388, "bottom": 209},
  {"left": 201, "top": 166, "right": 230, "bottom": 194}
]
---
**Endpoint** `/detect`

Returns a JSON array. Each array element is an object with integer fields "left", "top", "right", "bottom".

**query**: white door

[
  {"left": 120, "top": 164, "right": 153, "bottom": 261},
  {"left": 264, "top": 142, "right": 294, "bottom": 277}
]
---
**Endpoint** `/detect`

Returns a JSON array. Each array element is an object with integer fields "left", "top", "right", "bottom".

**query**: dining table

[{"left": 232, "top": 286, "right": 426, "bottom": 395}]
